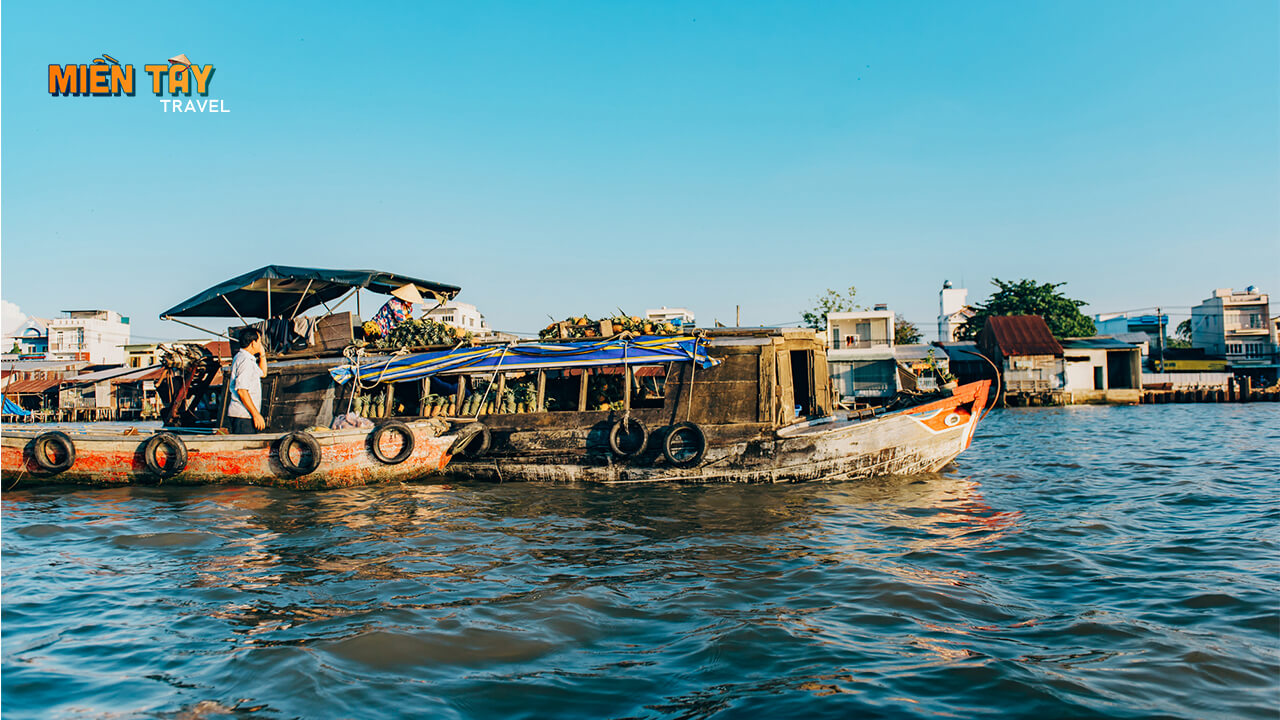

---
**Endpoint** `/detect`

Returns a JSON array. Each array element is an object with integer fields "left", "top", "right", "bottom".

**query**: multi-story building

[
  {"left": 827, "top": 307, "right": 894, "bottom": 350},
  {"left": 1094, "top": 312, "right": 1169, "bottom": 347},
  {"left": 826, "top": 306, "right": 897, "bottom": 402},
  {"left": 423, "top": 301, "right": 490, "bottom": 336},
  {"left": 47, "top": 310, "right": 130, "bottom": 364},
  {"left": 1189, "top": 287, "right": 1277, "bottom": 379},
  {"left": 937, "top": 281, "right": 973, "bottom": 343}
]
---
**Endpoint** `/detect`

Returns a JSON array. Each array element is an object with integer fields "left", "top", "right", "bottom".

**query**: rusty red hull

[{"left": 1, "top": 421, "right": 456, "bottom": 490}]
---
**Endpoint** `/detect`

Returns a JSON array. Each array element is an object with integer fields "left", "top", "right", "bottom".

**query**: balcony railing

[{"left": 836, "top": 339, "right": 890, "bottom": 349}]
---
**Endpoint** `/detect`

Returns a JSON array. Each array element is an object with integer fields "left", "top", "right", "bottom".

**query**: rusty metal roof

[
  {"left": 980, "top": 316, "right": 1063, "bottom": 357},
  {"left": 4, "top": 378, "right": 62, "bottom": 394},
  {"left": 204, "top": 341, "right": 232, "bottom": 359}
]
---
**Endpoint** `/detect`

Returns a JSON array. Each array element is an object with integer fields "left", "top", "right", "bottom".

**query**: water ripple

[{"left": 3, "top": 404, "right": 1278, "bottom": 719}]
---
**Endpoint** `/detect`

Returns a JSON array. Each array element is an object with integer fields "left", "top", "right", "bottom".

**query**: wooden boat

[
  {"left": 2, "top": 267, "right": 993, "bottom": 488},
  {"left": 1, "top": 266, "right": 468, "bottom": 489},
  {"left": 332, "top": 327, "right": 993, "bottom": 484},
  {"left": 0, "top": 420, "right": 456, "bottom": 490}
]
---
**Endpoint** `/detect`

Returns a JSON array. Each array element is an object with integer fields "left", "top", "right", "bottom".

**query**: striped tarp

[{"left": 329, "top": 336, "right": 718, "bottom": 386}]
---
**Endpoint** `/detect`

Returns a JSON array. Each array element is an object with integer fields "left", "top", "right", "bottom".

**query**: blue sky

[{"left": 3, "top": 1, "right": 1277, "bottom": 342}]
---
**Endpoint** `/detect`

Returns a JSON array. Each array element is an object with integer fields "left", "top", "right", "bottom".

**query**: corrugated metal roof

[
  {"left": 4, "top": 378, "right": 61, "bottom": 393},
  {"left": 980, "top": 316, "right": 1063, "bottom": 357},
  {"left": 1113, "top": 332, "right": 1151, "bottom": 345},
  {"left": 1060, "top": 337, "right": 1140, "bottom": 351},
  {"left": 65, "top": 365, "right": 142, "bottom": 384},
  {"left": 111, "top": 366, "right": 167, "bottom": 384},
  {"left": 893, "top": 344, "right": 940, "bottom": 361}
]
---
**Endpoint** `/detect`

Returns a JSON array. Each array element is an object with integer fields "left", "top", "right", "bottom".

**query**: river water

[{"left": 2, "top": 404, "right": 1277, "bottom": 719}]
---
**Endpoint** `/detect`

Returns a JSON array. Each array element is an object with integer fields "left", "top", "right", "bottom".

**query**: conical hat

[
  {"left": 168, "top": 54, "right": 192, "bottom": 67},
  {"left": 390, "top": 283, "right": 425, "bottom": 305}
]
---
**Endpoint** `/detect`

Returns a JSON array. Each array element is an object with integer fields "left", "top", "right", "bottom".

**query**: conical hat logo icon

[{"left": 168, "top": 53, "right": 193, "bottom": 80}]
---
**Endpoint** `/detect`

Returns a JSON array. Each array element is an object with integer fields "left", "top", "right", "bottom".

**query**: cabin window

[
  {"left": 450, "top": 373, "right": 540, "bottom": 415},
  {"left": 541, "top": 369, "right": 583, "bottom": 411},
  {"left": 586, "top": 368, "right": 625, "bottom": 411},
  {"left": 629, "top": 364, "right": 669, "bottom": 409}
]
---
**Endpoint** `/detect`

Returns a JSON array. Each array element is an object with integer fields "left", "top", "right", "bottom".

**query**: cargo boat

[{"left": 330, "top": 327, "right": 993, "bottom": 484}]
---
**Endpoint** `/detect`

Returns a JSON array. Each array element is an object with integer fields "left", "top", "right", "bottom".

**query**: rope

[
  {"left": 473, "top": 343, "right": 510, "bottom": 419},
  {"left": 952, "top": 349, "right": 1003, "bottom": 420},
  {"left": 622, "top": 338, "right": 631, "bottom": 425},
  {"left": 685, "top": 336, "right": 701, "bottom": 422}
]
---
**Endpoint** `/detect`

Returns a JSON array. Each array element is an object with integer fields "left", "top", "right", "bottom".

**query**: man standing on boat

[{"left": 228, "top": 327, "right": 269, "bottom": 434}]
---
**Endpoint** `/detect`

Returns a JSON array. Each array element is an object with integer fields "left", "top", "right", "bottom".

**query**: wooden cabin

[{"left": 259, "top": 328, "right": 833, "bottom": 455}]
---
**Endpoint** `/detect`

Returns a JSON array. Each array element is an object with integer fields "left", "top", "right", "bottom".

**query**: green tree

[
  {"left": 957, "top": 278, "right": 1095, "bottom": 340},
  {"left": 802, "top": 286, "right": 860, "bottom": 330},
  {"left": 1166, "top": 318, "right": 1192, "bottom": 349},
  {"left": 894, "top": 315, "right": 922, "bottom": 345}
]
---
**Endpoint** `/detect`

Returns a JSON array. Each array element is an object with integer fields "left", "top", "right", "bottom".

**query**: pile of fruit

[
  {"left": 419, "top": 393, "right": 452, "bottom": 417},
  {"left": 362, "top": 318, "right": 473, "bottom": 350},
  {"left": 351, "top": 393, "right": 386, "bottom": 418},
  {"left": 459, "top": 378, "right": 540, "bottom": 415},
  {"left": 458, "top": 379, "right": 542, "bottom": 412},
  {"left": 537, "top": 314, "right": 679, "bottom": 340},
  {"left": 588, "top": 373, "right": 626, "bottom": 412}
]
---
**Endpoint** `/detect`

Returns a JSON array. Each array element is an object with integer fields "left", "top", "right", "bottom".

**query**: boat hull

[
  {"left": 1, "top": 420, "right": 456, "bottom": 490},
  {"left": 444, "top": 381, "right": 991, "bottom": 484}
]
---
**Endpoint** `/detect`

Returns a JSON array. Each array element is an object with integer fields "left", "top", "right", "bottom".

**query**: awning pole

[
  {"left": 160, "top": 316, "right": 232, "bottom": 340},
  {"left": 323, "top": 288, "right": 358, "bottom": 316},
  {"left": 288, "top": 279, "right": 315, "bottom": 321},
  {"left": 266, "top": 278, "right": 272, "bottom": 319},
  {"left": 222, "top": 295, "right": 252, "bottom": 329}
]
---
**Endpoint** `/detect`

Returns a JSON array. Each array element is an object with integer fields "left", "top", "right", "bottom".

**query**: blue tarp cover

[
  {"left": 331, "top": 336, "right": 718, "bottom": 386},
  {"left": 2, "top": 396, "right": 31, "bottom": 416}
]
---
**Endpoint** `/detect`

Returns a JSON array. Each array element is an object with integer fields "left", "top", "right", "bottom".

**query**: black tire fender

[
  {"left": 276, "top": 431, "right": 322, "bottom": 476},
  {"left": 662, "top": 422, "right": 706, "bottom": 468},
  {"left": 369, "top": 421, "right": 415, "bottom": 464},
  {"left": 31, "top": 431, "right": 75, "bottom": 473},
  {"left": 449, "top": 423, "right": 491, "bottom": 459},
  {"left": 608, "top": 417, "right": 648, "bottom": 457},
  {"left": 142, "top": 432, "right": 188, "bottom": 478}
]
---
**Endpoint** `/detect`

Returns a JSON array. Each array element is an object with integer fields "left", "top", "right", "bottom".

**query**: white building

[
  {"left": 3, "top": 317, "right": 50, "bottom": 355},
  {"left": 826, "top": 307, "right": 897, "bottom": 401},
  {"left": 645, "top": 307, "right": 695, "bottom": 328},
  {"left": 827, "top": 308, "right": 894, "bottom": 350},
  {"left": 937, "top": 281, "right": 973, "bottom": 343},
  {"left": 47, "top": 310, "right": 130, "bottom": 364},
  {"left": 1190, "top": 287, "right": 1276, "bottom": 370},
  {"left": 424, "top": 301, "right": 491, "bottom": 336}
]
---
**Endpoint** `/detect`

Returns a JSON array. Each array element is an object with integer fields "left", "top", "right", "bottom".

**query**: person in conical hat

[
  {"left": 371, "top": 283, "right": 424, "bottom": 336},
  {"left": 390, "top": 283, "right": 425, "bottom": 305}
]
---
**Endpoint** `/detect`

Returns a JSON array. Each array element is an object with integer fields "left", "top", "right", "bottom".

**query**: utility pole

[{"left": 1156, "top": 306, "right": 1164, "bottom": 371}]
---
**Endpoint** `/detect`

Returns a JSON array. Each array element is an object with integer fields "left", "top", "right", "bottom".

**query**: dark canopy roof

[{"left": 160, "top": 265, "right": 461, "bottom": 319}]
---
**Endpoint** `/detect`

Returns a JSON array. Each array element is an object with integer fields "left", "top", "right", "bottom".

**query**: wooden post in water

[{"left": 1240, "top": 376, "right": 1252, "bottom": 403}]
